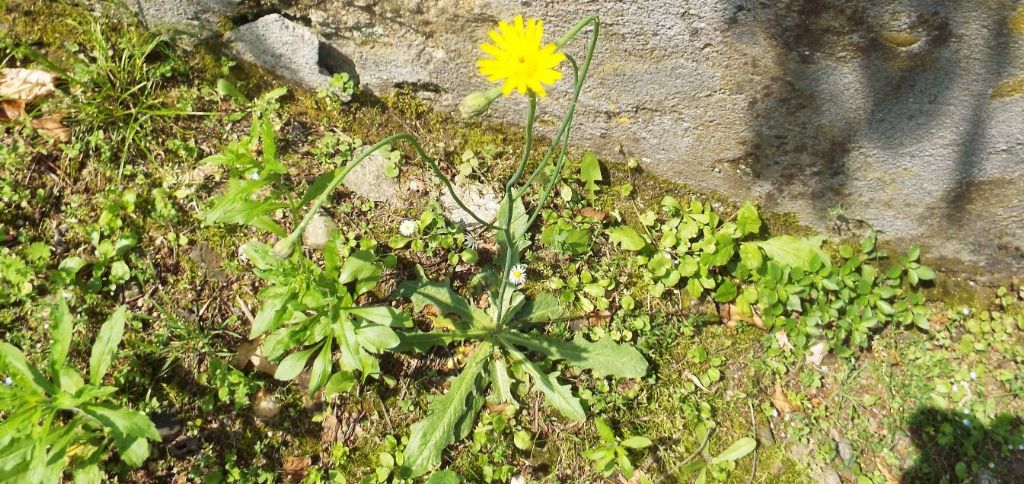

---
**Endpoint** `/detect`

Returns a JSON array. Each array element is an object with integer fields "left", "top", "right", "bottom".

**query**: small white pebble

[
  {"left": 962, "top": 307, "right": 972, "bottom": 317},
  {"left": 963, "top": 418, "right": 971, "bottom": 426},
  {"left": 970, "top": 371, "right": 977, "bottom": 380},
  {"left": 963, "top": 408, "right": 971, "bottom": 415},
  {"left": 3, "top": 376, "right": 11, "bottom": 386}
]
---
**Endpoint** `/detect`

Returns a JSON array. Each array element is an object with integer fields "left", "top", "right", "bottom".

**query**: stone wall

[{"left": 136, "top": 0, "right": 1024, "bottom": 281}]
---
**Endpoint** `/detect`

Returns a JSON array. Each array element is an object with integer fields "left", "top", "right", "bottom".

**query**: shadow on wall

[
  {"left": 725, "top": 0, "right": 1015, "bottom": 221},
  {"left": 904, "top": 407, "right": 1024, "bottom": 482}
]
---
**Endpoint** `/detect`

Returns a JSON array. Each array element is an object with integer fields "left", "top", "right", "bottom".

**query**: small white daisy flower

[
  {"left": 399, "top": 219, "right": 417, "bottom": 237},
  {"left": 970, "top": 371, "right": 977, "bottom": 380},
  {"left": 508, "top": 264, "right": 527, "bottom": 285},
  {"left": 3, "top": 376, "right": 11, "bottom": 386}
]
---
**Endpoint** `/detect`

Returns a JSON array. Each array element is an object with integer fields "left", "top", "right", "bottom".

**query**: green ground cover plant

[
  {"left": 0, "top": 1, "right": 1021, "bottom": 482},
  {"left": 0, "top": 301, "right": 159, "bottom": 481}
]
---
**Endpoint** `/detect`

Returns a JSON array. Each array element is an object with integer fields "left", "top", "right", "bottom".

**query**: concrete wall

[{"left": 138, "top": 0, "right": 1024, "bottom": 281}]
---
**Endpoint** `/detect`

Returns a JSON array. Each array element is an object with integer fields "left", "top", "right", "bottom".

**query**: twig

[
  {"left": 236, "top": 296, "right": 255, "bottom": 324},
  {"left": 748, "top": 400, "right": 757, "bottom": 484},
  {"left": 667, "top": 427, "right": 712, "bottom": 477}
]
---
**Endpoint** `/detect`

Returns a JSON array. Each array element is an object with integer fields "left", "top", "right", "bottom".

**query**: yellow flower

[{"left": 477, "top": 16, "right": 566, "bottom": 98}]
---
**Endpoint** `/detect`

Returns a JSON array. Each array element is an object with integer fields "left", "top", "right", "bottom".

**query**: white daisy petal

[
  {"left": 509, "top": 264, "right": 527, "bottom": 285},
  {"left": 399, "top": 219, "right": 417, "bottom": 237}
]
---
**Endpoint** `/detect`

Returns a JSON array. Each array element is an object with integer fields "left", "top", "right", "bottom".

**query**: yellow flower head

[{"left": 477, "top": 16, "right": 566, "bottom": 98}]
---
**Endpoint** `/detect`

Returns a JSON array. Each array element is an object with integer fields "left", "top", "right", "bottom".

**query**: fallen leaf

[
  {"left": 579, "top": 207, "right": 607, "bottom": 221},
  {"left": 233, "top": 341, "right": 262, "bottom": 368},
  {"left": 321, "top": 413, "right": 339, "bottom": 445},
  {"left": 771, "top": 382, "right": 799, "bottom": 414},
  {"left": 720, "top": 303, "right": 766, "bottom": 331},
  {"left": 282, "top": 455, "right": 311, "bottom": 478},
  {"left": 0, "top": 68, "right": 56, "bottom": 101},
  {"left": 180, "top": 163, "right": 220, "bottom": 184},
  {"left": 588, "top": 310, "right": 612, "bottom": 326},
  {"left": 875, "top": 457, "right": 899, "bottom": 484},
  {"left": 1, "top": 99, "right": 26, "bottom": 121},
  {"left": 253, "top": 390, "right": 280, "bottom": 420},
  {"left": 774, "top": 330, "right": 794, "bottom": 351},
  {"left": 683, "top": 371, "right": 710, "bottom": 392},
  {"left": 805, "top": 339, "right": 829, "bottom": 366},
  {"left": 30, "top": 115, "right": 71, "bottom": 142}
]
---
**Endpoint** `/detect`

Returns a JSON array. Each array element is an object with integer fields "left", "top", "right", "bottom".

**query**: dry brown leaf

[
  {"left": 253, "top": 389, "right": 280, "bottom": 420},
  {"left": 720, "top": 303, "right": 766, "bottom": 331},
  {"left": 805, "top": 339, "right": 829, "bottom": 366},
  {"left": 774, "top": 330, "right": 795, "bottom": 351},
  {"left": 875, "top": 457, "right": 899, "bottom": 484},
  {"left": 30, "top": 115, "right": 71, "bottom": 142},
  {"left": 1, "top": 99, "right": 26, "bottom": 121},
  {"left": 579, "top": 207, "right": 607, "bottom": 221},
  {"left": 771, "top": 382, "right": 800, "bottom": 414},
  {"left": 588, "top": 310, "right": 612, "bottom": 326},
  {"left": 0, "top": 68, "right": 56, "bottom": 101},
  {"left": 233, "top": 341, "right": 261, "bottom": 369},
  {"left": 180, "top": 163, "right": 219, "bottom": 184},
  {"left": 282, "top": 455, "right": 311, "bottom": 478},
  {"left": 321, "top": 413, "right": 340, "bottom": 445}
]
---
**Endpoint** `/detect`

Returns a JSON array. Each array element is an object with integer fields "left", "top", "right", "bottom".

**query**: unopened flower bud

[
  {"left": 272, "top": 234, "right": 299, "bottom": 259},
  {"left": 459, "top": 87, "right": 502, "bottom": 118}
]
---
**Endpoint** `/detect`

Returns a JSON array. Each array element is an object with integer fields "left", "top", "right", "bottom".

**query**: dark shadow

[
  {"left": 318, "top": 41, "right": 360, "bottom": 84},
  {"left": 904, "top": 407, "right": 1024, "bottom": 483},
  {"left": 727, "top": 0, "right": 1017, "bottom": 225}
]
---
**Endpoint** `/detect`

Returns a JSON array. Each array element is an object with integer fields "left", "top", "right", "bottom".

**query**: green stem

[
  {"left": 555, "top": 15, "right": 599, "bottom": 49},
  {"left": 275, "top": 133, "right": 500, "bottom": 257},
  {"left": 494, "top": 95, "right": 537, "bottom": 327},
  {"left": 526, "top": 21, "right": 600, "bottom": 228},
  {"left": 516, "top": 55, "right": 581, "bottom": 195}
]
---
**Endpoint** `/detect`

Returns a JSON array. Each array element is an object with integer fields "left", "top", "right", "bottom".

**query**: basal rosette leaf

[
  {"left": 393, "top": 267, "right": 492, "bottom": 331},
  {"left": 401, "top": 341, "right": 492, "bottom": 478},
  {"left": 505, "top": 346, "right": 585, "bottom": 421},
  {"left": 499, "top": 331, "right": 648, "bottom": 379}
]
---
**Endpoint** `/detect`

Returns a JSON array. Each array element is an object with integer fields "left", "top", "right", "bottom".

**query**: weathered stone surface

[
  {"left": 284, "top": 0, "right": 1024, "bottom": 281},
  {"left": 135, "top": 0, "right": 1024, "bottom": 280},
  {"left": 439, "top": 177, "right": 501, "bottom": 227},
  {"left": 342, "top": 151, "right": 402, "bottom": 203},
  {"left": 132, "top": 0, "right": 238, "bottom": 33},
  {"left": 224, "top": 14, "right": 333, "bottom": 91},
  {"left": 301, "top": 212, "right": 337, "bottom": 250}
]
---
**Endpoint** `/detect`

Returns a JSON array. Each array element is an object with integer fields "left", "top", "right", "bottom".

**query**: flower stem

[
  {"left": 555, "top": 15, "right": 599, "bottom": 49},
  {"left": 494, "top": 95, "right": 537, "bottom": 327},
  {"left": 276, "top": 133, "right": 501, "bottom": 258}
]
